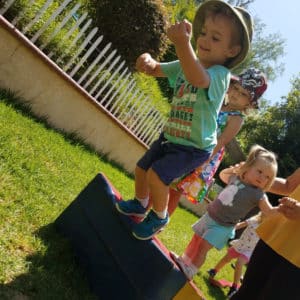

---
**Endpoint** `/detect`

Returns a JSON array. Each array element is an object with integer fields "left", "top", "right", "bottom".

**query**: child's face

[
  {"left": 242, "top": 160, "right": 274, "bottom": 190},
  {"left": 227, "top": 82, "right": 251, "bottom": 110},
  {"left": 196, "top": 14, "right": 241, "bottom": 68}
]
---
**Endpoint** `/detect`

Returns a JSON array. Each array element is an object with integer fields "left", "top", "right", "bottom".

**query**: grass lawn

[{"left": 0, "top": 89, "right": 238, "bottom": 299}]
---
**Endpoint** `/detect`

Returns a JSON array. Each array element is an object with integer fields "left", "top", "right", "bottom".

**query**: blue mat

[{"left": 55, "top": 173, "right": 186, "bottom": 300}]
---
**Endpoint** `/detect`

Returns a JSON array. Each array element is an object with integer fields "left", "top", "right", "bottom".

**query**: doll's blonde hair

[{"left": 237, "top": 144, "right": 277, "bottom": 191}]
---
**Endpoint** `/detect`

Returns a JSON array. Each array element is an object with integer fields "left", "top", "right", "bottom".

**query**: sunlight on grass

[{"left": 0, "top": 90, "right": 236, "bottom": 299}]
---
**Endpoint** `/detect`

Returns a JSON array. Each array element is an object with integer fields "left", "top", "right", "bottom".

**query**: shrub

[{"left": 82, "top": 0, "right": 170, "bottom": 71}]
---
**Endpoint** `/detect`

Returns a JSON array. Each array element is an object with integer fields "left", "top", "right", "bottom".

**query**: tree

[
  {"left": 82, "top": 0, "right": 170, "bottom": 71},
  {"left": 234, "top": 18, "right": 286, "bottom": 82},
  {"left": 237, "top": 75, "right": 300, "bottom": 177}
]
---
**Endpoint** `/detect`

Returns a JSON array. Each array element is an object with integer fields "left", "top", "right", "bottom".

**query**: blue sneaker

[
  {"left": 132, "top": 210, "right": 169, "bottom": 240},
  {"left": 115, "top": 199, "right": 147, "bottom": 218}
]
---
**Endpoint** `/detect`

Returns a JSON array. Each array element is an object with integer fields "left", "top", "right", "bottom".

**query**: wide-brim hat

[{"left": 193, "top": 0, "right": 253, "bottom": 69}]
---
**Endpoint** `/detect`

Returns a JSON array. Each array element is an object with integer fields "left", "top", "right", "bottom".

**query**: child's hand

[
  {"left": 167, "top": 19, "right": 192, "bottom": 45},
  {"left": 278, "top": 197, "right": 300, "bottom": 220},
  {"left": 135, "top": 53, "right": 157, "bottom": 75}
]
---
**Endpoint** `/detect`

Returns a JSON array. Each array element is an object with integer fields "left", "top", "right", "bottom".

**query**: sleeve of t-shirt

[
  {"left": 160, "top": 60, "right": 182, "bottom": 88},
  {"left": 207, "top": 65, "right": 231, "bottom": 103}
]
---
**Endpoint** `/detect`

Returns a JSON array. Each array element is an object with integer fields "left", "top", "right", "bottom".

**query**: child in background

[
  {"left": 231, "top": 168, "right": 300, "bottom": 299},
  {"left": 116, "top": 0, "right": 253, "bottom": 240},
  {"left": 171, "top": 68, "right": 267, "bottom": 205},
  {"left": 208, "top": 212, "right": 265, "bottom": 298},
  {"left": 171, "top": 145, "right": 278, "bottom": 280}
]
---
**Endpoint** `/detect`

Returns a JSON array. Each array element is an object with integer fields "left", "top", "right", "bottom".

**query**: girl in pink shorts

[{"left": 207, "top": 212, "right": 264, "bottom": 298}]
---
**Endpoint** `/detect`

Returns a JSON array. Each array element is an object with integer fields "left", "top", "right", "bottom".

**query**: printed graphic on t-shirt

[
  {"left": 218, "top": 181, "right": 245, "bottom": 207},
  {"left": 218, "top": 184, "right": 238, "bottom": 206},
  {"left": 164, "top": 77, "right": 198, "bottom": 140}
]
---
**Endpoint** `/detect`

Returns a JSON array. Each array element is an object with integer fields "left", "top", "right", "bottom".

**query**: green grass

[{"left": 0, "top": 89, "right": 237, "bottom": 299}]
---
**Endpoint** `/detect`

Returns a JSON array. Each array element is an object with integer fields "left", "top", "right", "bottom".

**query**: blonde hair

[{"left": 237, "top": 144, "right": 277, "bottom": 191}]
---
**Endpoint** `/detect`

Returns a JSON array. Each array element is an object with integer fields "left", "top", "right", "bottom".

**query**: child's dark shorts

[{"left": 137, "top": 133, "right": 211, "bottom": 185}]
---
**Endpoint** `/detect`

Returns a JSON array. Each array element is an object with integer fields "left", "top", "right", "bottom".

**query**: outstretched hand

[
  {"left": 135, "top": 53, "right": 157, "bottom": 75},
  {"left": 167, "top": 19, "right": 192, "bottom": 45},
  {"left": 278, "top": 197, "right": 300, "bottom": 220}
]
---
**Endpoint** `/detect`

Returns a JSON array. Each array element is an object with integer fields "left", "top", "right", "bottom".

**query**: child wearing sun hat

[{"left": 116, "top": 0, "right": 254, "bottom": 240}]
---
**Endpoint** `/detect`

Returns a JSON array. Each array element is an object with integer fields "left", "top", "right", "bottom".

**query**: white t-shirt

[{"left": 230, "top": 216, "right": 260, "bottom": 259}]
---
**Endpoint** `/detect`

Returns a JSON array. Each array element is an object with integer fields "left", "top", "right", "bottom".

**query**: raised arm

[
  {"left": 219, "top": 165, "right": 240, "bottom": 185},
  {"left": 167, "top": 20, "right": 210, "bottom": 88},
  {"left": 258, "top": 195, "right": 278, "bottom": 216},
  {"left": 212, "top": 115, "right": 243, "bottom": 157},
  {"left": 135, "top": 53, "right": 165, "bottom": 77}
]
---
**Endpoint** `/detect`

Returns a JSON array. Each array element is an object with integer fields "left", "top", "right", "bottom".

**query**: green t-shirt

[{"left": 161, "top": 60, "right": 230, "bottom": 151}]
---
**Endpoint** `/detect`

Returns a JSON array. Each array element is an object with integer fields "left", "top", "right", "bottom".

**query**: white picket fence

[{"left": 0, "top": 0, "right": 167, "bottom": 146}]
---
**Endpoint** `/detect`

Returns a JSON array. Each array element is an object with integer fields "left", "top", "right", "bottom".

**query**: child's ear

[{"left": 228, "top": 45, "right": 242, "bottom": 58}]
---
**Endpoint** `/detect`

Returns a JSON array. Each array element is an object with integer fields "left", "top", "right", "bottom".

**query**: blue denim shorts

[
  {"left": 137, "top": 133, "right": 210, "bottom": 185},
  {"left": 192, "top": 213, "right": 235, "bottom": 250}
]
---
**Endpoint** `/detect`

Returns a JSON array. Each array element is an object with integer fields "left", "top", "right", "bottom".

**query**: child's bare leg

[
  {"left": 130, "top": 168, "right": 169, "bottom": 240},
  {"left": 183, "top": 234, "right": 202, "bottom": 262},
  {"left": 147, "top": 168, "right": 169, "bottom": 216},
  {"left": 135, "top": 165, "right": 149, "bottom": 199},
  {"left": 168, "top": 189, "right": 182, "bottom": 215},
  {"left": 190, "top": 237, "right": 213, "bottom": 269},
  {"left": 213, "top": 252, "right": 232, "bottom": 272},
  {"left": 233, "top": 256, "right": 247, "bottom": 285}
]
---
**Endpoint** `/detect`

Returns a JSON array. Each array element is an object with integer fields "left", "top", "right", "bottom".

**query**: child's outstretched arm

[
  {"left": 235, "top": 220, "right": 248, "bottom": 230},
  {"left": 135, "top": 53, "right": 165, "bottom": 77},
  {"left": 213, "top": 116, "right": 244, "bottom": 157},
  {"left": 258, "top": 195, "right": 279, "bottom": 216},
  {"left": 167, "top": 20, "right": 210, "bottom": 88}
]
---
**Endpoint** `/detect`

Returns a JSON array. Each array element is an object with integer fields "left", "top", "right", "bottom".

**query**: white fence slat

[
  {"left": 145, "top": 117, "right": 164, "bottom": 145},
  {"left": 132, "top": 105, "right": 153, "bottom": 136},
  {"left": 12, "top": 0, "right": 35, "bottom": 25},
  {"left": 94, "top": 59, "right": 124, "bottom": 99},
  {"left": 58, "top": 17, "right": 92, "bottom": 63},
  {"left": 139, "top": 110, "right": 159, "bottom": 140},
  {"left": 0, "top": 0, "right": 16, "bottom": 15},
  {"left": 22, "top": 0, "right": 53, "bottom": 34},
  {"left": 118, "top": 88, "right": 139, "bottom": 122},
  {"left": 87, "top": 50, "right": 118, "bottom": 94},
  {"left": 120, "top": 91, "right": 143, "bottom": 122},
  {"left": 48, "top": 12, "right": 88, "bottom": 59},
  {"left": 82, "top": 44, "right": 113, "bottom": 89},
  {"left": 108, "top": 76, "right": 134, "bottom": 112},
  {"left": 64, "top": 26, "right": 98, "bottom": 71},
  {"left": 31, "top": 0, "right": 72, "bottom": 43},
  {"left": 40, "top": 2, "right": 81, "bottom": 50},
  {"left": 111, "top": 80, "right": 136, "bottom": 115},
  {"left": 128, "top": 95, "right": 149, "bottom": 131},
  {"left": 69, "top": 35, "right": 103, "bottom": 77},
  {"left": 101, "top": 67, "right": 129, "bottom": 106},
  {"left": 77, "top": 37, "right": 109, "bottom": 85}
]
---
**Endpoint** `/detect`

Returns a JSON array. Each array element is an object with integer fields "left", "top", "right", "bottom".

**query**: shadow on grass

[
  {"left": 0, "top": 224, "right": 97, "bottom": 300},
  {"left": 202, "top": 276, "right": 229, "bottom": 300},
  {"left": 0, "top": 88, "right": 134, "bottom": 181}
]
